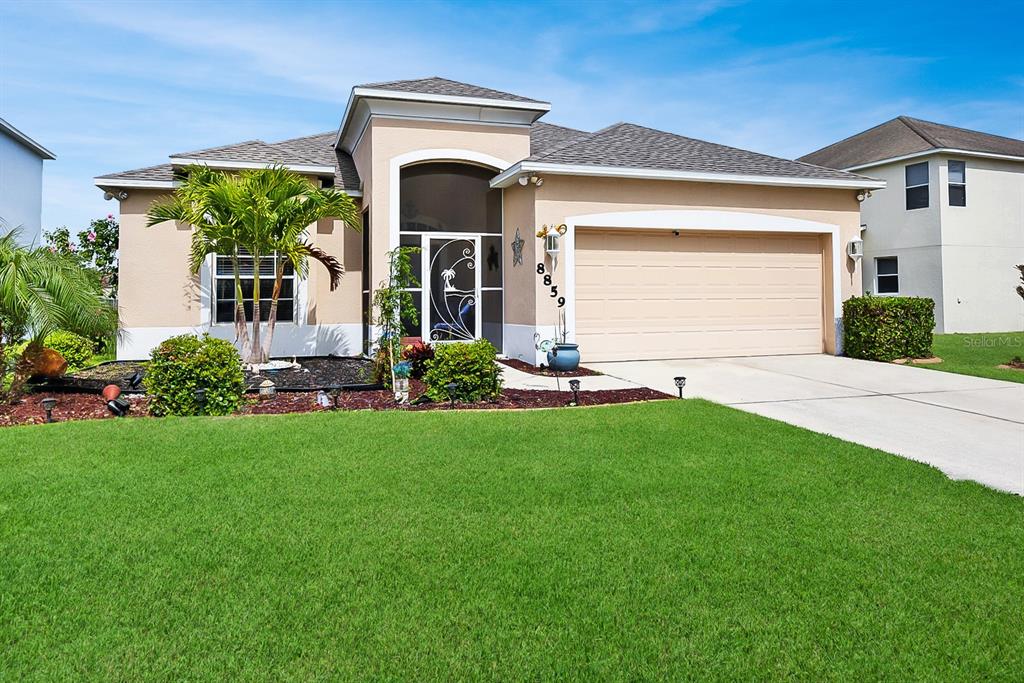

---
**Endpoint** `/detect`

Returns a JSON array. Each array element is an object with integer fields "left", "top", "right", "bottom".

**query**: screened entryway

[{"left": 398, "top": 162, "right": 503, "bottom": 348}]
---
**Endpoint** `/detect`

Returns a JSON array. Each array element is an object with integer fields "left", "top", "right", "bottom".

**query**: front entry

[{"left": 424, "top": 235, "right": 480, "bottom": 342}]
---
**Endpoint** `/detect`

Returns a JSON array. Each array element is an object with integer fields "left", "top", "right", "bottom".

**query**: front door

[{"left": 425, "top": 235, "right": 480, "bottom": 342}]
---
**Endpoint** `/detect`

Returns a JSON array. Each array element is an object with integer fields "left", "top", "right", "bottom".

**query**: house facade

[
  {"left": 800, "top": 116, "right": 1024, "bottom": 333},
  {"left": 0, "top": 117, "right": 55, "bottom": 246},
  {"left": 96, "top": 78, "right": 882, "bottom": 363}
]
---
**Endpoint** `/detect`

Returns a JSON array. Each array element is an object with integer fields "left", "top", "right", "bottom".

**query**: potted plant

[
  {"left": 393, "top": 360, "right": 412, "bottom": 403},
  {"left": 546, "top": 309, "right": 579, "bottom": 372}
]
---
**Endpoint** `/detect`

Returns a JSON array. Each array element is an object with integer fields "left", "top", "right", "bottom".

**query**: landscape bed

[{"left": 1, "top": 400, "right": 1021, "bottom": 679}]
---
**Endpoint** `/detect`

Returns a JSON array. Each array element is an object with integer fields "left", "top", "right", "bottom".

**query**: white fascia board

[
  {"left": 490, "top": 161, "right": 887, "bottom": 190},
  {"left": 351, "top": 87, "right": 550, "bottom": 113},
  {"left": 94, "top": 177, "right": 177, "bottom": 189},
  {"left": 844, "top": 148, "right": 1024, "bottom": 171},
  {"left": 168, "top": 158, "right": 335, "bottom": 174},
  {"left": 0, "top": 116, "right": 56, "bottom": 160}
]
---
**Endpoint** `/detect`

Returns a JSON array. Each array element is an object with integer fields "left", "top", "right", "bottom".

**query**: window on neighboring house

[
  {"left": 905, "top": 161, "right": 929, "bottom": 210},
  {"left": 948, "top": 160, "right": 966, "bottom": 206},
  {"left": 875, "top": 256, "right": 899, "bottom": 294},
  {"left": 214, "top": 250, "right": 294, "bottom": 323}
]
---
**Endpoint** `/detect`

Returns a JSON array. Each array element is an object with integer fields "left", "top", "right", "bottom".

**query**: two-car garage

[{"left": 573, "top": 227, "right": 828, "bottom": 362}]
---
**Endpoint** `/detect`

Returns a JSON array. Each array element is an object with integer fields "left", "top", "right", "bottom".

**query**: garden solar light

[
  {"left": 568, "top": 379, "right": 581, "bottom": 406},
  {"left": 445, "top": 382, "right": 459, "bottom": 409},
  {"left": 194, "top": 388, "right": 207, "bottom": 410},
  {"left": 106, "top": 397, "right": 131, "bottom": 417},
  {"left": 673, "top": 376, "right": 687, "bottom": 399},
  {"left": 40, "top": 397, "right": 57, "bottom": 423}
]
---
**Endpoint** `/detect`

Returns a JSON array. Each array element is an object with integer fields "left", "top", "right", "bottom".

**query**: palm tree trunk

[
  {"left": 262, "top": 260, "right": 286, "bottom": 360},
  {"left": 248, "top": 253, "right": 265, "bottom": 364},
  {"left": 231, "top": 253, "right": 251, "bottom": 360}
]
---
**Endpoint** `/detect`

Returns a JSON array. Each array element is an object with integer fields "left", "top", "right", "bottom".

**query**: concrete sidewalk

[
  {"left": 590, "top": 354, "right": 1024, "bottom": 495},
  {"left": 498, "top": 361, "right": 643, "bottom": 392}
]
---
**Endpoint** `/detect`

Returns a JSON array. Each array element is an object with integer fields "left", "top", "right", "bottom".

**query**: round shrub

[
  {"left": 43, "top": 330, "right": 95, "bottom": 371},
  {"left": 144, "top": 334, "right": 245, "bottom": 416},
  {"left": 423, "top": 339, "right": 502, "bottom": 403},
  {"left": 843, "top": 295, "right": 935, "bottom": 361}
]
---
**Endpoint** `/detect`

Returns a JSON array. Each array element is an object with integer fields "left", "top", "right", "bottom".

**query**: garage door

[{"left": 575, "top": 229, "right": 824, "bottom": 361}]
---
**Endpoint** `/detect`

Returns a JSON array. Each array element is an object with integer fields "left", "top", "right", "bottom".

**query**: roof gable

[
  {"left": 356, "top": 77, "right": 545, "bottom": 104},
  {"left": 798, "top": 116, "right": 1024, "bottom": 170}
]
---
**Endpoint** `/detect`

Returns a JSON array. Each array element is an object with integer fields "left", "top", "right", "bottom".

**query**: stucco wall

[
  {"left": 860, "top": 154, "right": 1024, "bottom": 333},
  {"left": 0, "top": 132, "right": 45, "bottom": 246},
  {"left": 531, "top": 176, "right": 865, "bottom": 355}
]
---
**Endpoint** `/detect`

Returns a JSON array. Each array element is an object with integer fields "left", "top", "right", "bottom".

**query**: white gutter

[
  {"left": 843, "top": 148, "right": 1024, "bottom": 172},
  {"left": 491, "top": 161, "right": 887, "bottom": 191},
  {"left": 0, "top": 116, "right": 56, "bottom": 160},
  {"left": 168, "top": 158, "right": 335, "bottom": 175},
  {"left": 94, "top": 177, "right": 177, "bottom": 189}
]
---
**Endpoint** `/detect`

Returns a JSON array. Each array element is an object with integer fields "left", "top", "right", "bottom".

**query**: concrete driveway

[{"left": 589, "top": 355, "right": 1024, "bottom": 495}]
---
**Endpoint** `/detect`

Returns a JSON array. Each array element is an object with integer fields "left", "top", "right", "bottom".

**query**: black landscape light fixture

[
  {"left": 194, "top": 388, "right": 207, "bottom": 414},
  {"left": 128, "top": 371, "right": 143, "bottom": 389},
  {"left": 445, "top": 382, "right": 459, "bottom": 409},
  {"left": 673, "top": 376, "right": 687, "bottom": 399},
  {"left": 106, "top": 397, "right": 131, "bottom": 417},
  {"left": 568, "top": 378, "right": 581, "bottom": 406},
  {"left": 40, "top": 397, "right": 57, "bottom": 423}
]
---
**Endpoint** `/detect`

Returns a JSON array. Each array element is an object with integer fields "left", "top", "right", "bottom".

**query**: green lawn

[
  {"left": 1, "top": 402, "right": 1022, "bottom": 680},
  {"left": 922, "top": 332, "right": 1024, "bottom": 383}
]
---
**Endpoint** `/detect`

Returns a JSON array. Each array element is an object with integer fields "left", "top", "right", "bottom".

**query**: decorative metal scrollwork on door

[{"left": 428, "top": 238, "right": 477, "bottom": 342}]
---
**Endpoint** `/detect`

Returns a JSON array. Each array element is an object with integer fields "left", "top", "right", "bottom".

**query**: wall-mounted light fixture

[
  {"left": 856, "top": 190, "right": 873, "bottom": 202},
  {"left": 847, "top": 237, "right": 864, "bottom": 260}
]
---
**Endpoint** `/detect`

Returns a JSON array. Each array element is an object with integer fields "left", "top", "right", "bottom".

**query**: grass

[
  {"left": 1, "top": 401, "right": 1022, "bottom": 680},
  {"left": 921, "top": 332, "right": 1024, "bottom": 383}
]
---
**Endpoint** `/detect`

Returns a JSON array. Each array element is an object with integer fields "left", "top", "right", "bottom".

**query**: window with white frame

[
  {"left": 948, "top": 160, "right": 966, "bottom": 207},
  {"left": 214, "top": 250, "right": 294, "bottom": 323},
  {"left": 875, "top": 256, "right": 899, "bottom": 294},
  {"left": 905, "top": 161, "right": 929, "bottom": 210}
]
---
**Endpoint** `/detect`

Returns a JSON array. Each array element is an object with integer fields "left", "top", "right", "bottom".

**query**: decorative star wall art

[{"left": 511, "top": 227, "right": 525, "bottom": 267}]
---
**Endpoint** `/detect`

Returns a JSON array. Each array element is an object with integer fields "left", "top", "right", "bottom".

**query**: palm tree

[
  {"left": 147, "top": 165, "right": 359, "bottom": 364},
  {"left": 0, "top": 228, "right": 118, "bottom": 400}
]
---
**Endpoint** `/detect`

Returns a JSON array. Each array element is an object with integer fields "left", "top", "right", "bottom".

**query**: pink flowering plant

[{"left": 43, "top": 215, "right": 119, "bottom": 294}]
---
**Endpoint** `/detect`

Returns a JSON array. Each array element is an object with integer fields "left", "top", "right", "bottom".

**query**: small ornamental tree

[
  {"left": 370, "top": 247, "right": 420, "bottom": 389},
  {"left": 44, "top": 214, "right": 120, "bottom": 295}
]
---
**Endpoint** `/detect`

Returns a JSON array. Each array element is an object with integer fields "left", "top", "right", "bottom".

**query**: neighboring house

[
  {"left": 0, "top": 117, "right": 56, "bottom": 246},
  {"left": 95, "top": 77, "right": 883, "bottom": 363},
  {"left": 800, "top": 116, "right": 1024, "bottom": 333}
]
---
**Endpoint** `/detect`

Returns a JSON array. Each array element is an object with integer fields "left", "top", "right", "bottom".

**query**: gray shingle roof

[
  {"left": 798, "top": 116, "right": 1024, "bottom": 170},
  {"left": 527, "top": 122, "right": 869, "bottom": 181},
  {"left": 95, "top": 163, "right": 176, "bottom": 183},
  {"left": 357, "top": 77, "right": 546, "bottom": 104},
  {"left": 530, "top": 122, "right": 589, "bottom": 156},
  {"left": 99, "top": 134, "right": 362, "bottom": 192}
]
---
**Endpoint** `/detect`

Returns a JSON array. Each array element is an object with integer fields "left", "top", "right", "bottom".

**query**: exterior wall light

[
  {"left": 568, "top": 378, "right": 581, "bottom": 406},
  {"left": 40, "top": 397, "right": 57, "bottom": 423},
  {"left": 673, "top": 376, "right": 687, "bottom": 399},
  {"left": 847, "top": 237, "right": 864, "bottom": 260}
]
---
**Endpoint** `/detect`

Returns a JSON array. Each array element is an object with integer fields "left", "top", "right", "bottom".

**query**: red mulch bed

[
  {"left": 498, "top": 358, "right": 602, "bottom": 378},
  {"left": 1, "top": 383, "right": 670, "bottom": 427}
]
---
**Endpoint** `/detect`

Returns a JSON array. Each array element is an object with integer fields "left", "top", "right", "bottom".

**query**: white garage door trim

[{"left": 562, "top": 209, "right": 841, "bottom": 354}]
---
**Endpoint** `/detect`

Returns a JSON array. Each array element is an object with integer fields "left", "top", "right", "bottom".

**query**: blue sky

[{"left": 2, "top": 0, "right": 1021, "bottom": 231}]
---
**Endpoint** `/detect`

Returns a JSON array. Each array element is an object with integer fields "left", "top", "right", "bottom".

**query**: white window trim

[
  {"left": 874, "top": 256, "right": 900, "bottom": 296},
  {"left": 948, "top": 160, "right": 966, "bottom": 207},
  {"left": 200, "top": 253, "right": 308, "bottom": 328},
  {"left": 905, "top": 161, "right": 929, "bottom": 210},
  {"left": 562, "top": 210, "right": 843, "bottom": 351}
]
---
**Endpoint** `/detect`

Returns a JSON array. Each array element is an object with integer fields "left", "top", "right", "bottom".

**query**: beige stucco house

[
  {"left": 801, "top": 116, "right": 1024, "bottom": 333},
  {"left": 95, "top": 77, "right": 883, "bottom": 363}
]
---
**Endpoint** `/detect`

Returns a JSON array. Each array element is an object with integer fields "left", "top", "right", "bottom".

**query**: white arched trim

[
  {"left": 388, "top": 148, "right": 513, "bottom": 251},
  {"left": 562, "top": 209, "right": 843, "bottom": 352}
]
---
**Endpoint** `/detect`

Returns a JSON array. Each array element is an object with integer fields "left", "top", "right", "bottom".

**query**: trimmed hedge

[
  {"left": 43, "top": 330, "right": 96, "bottom": 371},
  {"left": 423, "top": 339, "right": 502, "bottom": 402},
  {"left": 144, "top": 334, "right": 245, "bottom": 416},
  {"left": 843, "top": 295, "right": 935, "bottom": 362}
]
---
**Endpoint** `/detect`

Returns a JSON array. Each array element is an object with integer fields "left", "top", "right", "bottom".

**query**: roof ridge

[
  {"left": 529, "top": 127, "right": 602, "bottom": 161},
  {"left": 901, "top": 115, "right": 1024, "bottom": 146},
  {"left": 171, "top": 139, "right": 266, "bottom": 157},
  {"left": 897, "top": 116, "right": 942, "bottom": 148},
  {"left": 796, "top": 117, "right": 906, "bottom": 161},
  {"left": 272, "top": 130, "right": 337, "bottom": 144}
]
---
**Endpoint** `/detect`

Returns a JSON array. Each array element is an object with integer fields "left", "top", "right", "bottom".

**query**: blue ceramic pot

[{"left": 546, "top": 343, "right": 580, "bottom": 372}]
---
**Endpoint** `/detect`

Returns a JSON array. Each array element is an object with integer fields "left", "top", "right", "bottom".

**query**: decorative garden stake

[
  {"left": 316, "top": 390, "right": 332, "bottom": 408},
  {"left": 258, "top": 380, "right": 276, "bottom": 398},
  {"left": 673, "top": 376, "right": 687, "bottom": 399},
  {"left": 568, "top": 379, "right": 581, "bottom": 406},
  {"left": 393, "top": 361, "right": 412, "bottom": 403},
  {"left": 445, "top": 382, "right": 459, "bottom": 409},
  {"left": 40, "top": 397, "right": 57, "bottom": 423}
]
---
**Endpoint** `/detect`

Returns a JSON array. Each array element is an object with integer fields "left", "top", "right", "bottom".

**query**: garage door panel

[{"left": 576, "top": 229, "right": 824, "bottom": 361}]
